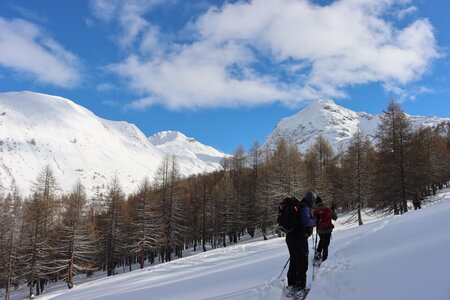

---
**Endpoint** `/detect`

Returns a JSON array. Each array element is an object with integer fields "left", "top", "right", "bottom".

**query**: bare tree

[
  {"left": 0, "top": 188, "right": 22, "bottom": 300},
  {"left": 57, "top": 181, "right": 97, "bottom": 288},
  {"left": 20, "top": 166, "right": 59, "bottom": 297},
  {"left": 375, "top": 99, "right": 412, "bottom": 214}
]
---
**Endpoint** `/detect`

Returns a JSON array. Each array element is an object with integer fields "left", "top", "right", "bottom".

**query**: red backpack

[{"left": 314, "top": 206, "right": 334, "bottom": 230}]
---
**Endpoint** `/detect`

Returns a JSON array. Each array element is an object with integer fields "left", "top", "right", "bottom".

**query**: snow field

[{"left": 22, "top": 188, "right": 450, "bottom": 300}]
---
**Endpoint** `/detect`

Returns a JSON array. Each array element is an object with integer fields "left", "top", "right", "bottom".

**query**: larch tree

[
  {"left": 20, "top": 165, "right": 59, "bottom": 297},
  {"left": 154, "top": 156, "right": 187, "bottom": 261},
  {"left": 375, "top": 99, "right": 413, "bottom": 214},
  {"left": 343, "top": 132, "right": 375, "bottom": 225},
  {"left": 311, "top": 135, "right": 335, "bottom": 202},
  {"left": 247, "top": 141, "right": 262, "bottom": 238},
  {"left": 98, "top": 175, "right": 126, "bottom": 276},
  {"left": 256, "top": 143, "right": 276, "bottom": 240},
  {"left": 0, "top": 188, "right": 22, "bottom": 300},
  {"left": 57, "top": 181, "right": 97, "bottom": 288},
  {"left": 129, "top": 178, "right": 160, "bottom": 269}
]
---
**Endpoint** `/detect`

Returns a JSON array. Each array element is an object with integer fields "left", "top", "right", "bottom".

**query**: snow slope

[
  {"left": 33, "top": 189, "right": 450, "bottom": 300},
  {"left": 0, "top": 91, "right": 228, "bottom": 196},
  {"left": 265, "top": 99, "right": 450, "bottom": 153},
  {"left": 149, "top": 131, "right": 229, "bottom": 170}
]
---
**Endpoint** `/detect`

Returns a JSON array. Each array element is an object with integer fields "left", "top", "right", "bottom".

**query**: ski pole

[
  {"left": 278, "top": 258, "right": 290, "bottom": 279},
  {"left": 314, "top": 226, "right": 319, "bottom": 254},
  {"left": 312, "top": 226, "right": 319, "bottom": 281}
]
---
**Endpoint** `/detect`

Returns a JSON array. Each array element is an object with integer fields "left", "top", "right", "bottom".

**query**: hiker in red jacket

[{"left": 313, "top": 197, "right": 337, "bottom": 263}]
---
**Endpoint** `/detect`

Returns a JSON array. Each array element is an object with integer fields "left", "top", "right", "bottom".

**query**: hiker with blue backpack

[
  {"left": 313, "top": 196, "right": 338, "bottom": 264},
  {"left": 278, "top": 191, "right": 317, "bottom": 299}
]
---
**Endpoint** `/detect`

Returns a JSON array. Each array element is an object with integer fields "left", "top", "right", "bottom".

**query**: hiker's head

[{"left": 303, "top": 191, "right": 317, "bottom": 207}]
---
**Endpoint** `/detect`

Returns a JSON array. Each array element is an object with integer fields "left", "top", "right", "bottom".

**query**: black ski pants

[
  {"left": 317, "top": 233, "right": 331, "bottom": 261},
  {"left": 286, "top": 232, "right": 309, "bottom": 289}
]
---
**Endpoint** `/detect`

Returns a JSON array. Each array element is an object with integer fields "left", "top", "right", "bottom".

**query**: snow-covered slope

[
  {"left": 265, "top": 99, "right": 450, "bottom": 153},
  {"left": 0, "top": 91, "right": 228, "bottom": 196},
  {"left": 31, "top": 189, "right": 450, "bottom": 300},
  {"left": 149, "top": 131, "right": 229, "bottom": 172}
]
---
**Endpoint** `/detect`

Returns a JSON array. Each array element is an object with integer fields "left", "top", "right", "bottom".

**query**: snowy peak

[
  {"left": 148, "top": 130, "right": 190, "bottom": 145},
  {"left": 149, "top": 131, "right": 230, "bottom": 166},
  {"left": 265, "top": 99, "right": 450, "bottom": 153},
  {"left": 0, "top": 92, "right": 227, "bottom": 195},
  {"left": 280, "top": 99, "right": 359, "bottom": 131}
]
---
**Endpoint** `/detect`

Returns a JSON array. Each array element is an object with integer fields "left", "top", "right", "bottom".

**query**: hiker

[
  {"left": 279, "top": 191, "right": 316, "bottom": 298},
  {"left": 413, "top": 195, "right": 423, "bottom": 210},
  {"left": 313, "top": 196, "right": 337, "bottom": 263}
]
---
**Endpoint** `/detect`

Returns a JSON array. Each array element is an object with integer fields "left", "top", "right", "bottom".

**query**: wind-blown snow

[
  {"left": 265, "top": 99, "right": 450, "bottom": 153},
  {"left": 32, "top": 189, "right": 450, "bottom": 300},
  {"left": 0, "top": 91, "right": 228, "bottom": 196}
]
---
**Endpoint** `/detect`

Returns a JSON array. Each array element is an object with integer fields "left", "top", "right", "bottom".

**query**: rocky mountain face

[
  {"left": 265, "top": 99, "right": 450, "bottom": 153},
  {"left": 0, "top": 91, "right": 228, "bottom": 196}
]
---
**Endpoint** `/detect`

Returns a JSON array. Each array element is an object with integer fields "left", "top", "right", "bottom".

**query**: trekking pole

[
  {"left": 312, "top": 226, "right": 319, "bottom": 281},
  {"left": 278, "top": 258, "right": 290, "bottom": 280},
  {"left": 314, "top": 226, "right": 319, "bottom": 254}
]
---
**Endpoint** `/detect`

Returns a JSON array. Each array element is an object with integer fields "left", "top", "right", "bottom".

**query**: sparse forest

[{"left": 1, "top": 100, "right": 449, "bottom": 299}]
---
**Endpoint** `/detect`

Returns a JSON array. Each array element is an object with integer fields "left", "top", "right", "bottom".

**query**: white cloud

[
  {"left": 113, "top": 43, "right": 291, "bottom": 109},
  {"left": 396, "top": 6, "right": 418, "bottom": 20},
  {"left": 0, "top": 17, "right": 81, "bottom": 87},
  {"left": 10, "top": 5, "right": 49, "bottom": 23},
  {"left": 97, "top": 83, "right": 115, "bottom": 92},
  {"left": 101, "top": 0, "right": 440, "bottom": 109},
  {"left": 89, "top": 0, "right": 165, "bottom": 48}
]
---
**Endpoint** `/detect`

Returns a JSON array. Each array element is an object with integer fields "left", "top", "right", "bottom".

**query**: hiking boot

[
  {"left": 314, "top": 252, "right": 322, "bottom": 261},
  {"left": 285, "top": 286, "right": 296, "bottom": 298},
  {"left": 314, "top": 252, "right": 322, "bottom": 262},
  {"left": 294, "top": 289, "right": 307, "bottom": 300}
]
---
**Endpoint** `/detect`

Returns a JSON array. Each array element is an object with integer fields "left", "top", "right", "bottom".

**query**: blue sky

[{"left": 0, "top": 0, "right": 449, "bottom": 153}]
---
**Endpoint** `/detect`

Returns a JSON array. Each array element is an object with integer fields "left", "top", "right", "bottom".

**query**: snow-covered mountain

[
  {"left": 265, "top": 99, "right": 450, "bottom": 153},
  {"left": 0, "top": 91, "right": 228, "bottom": 196},
  {"left": 149, "top": 130, "right": 228, "bottom": 171}
]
